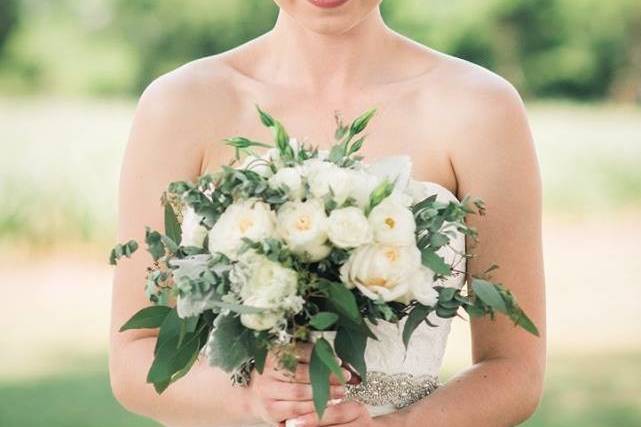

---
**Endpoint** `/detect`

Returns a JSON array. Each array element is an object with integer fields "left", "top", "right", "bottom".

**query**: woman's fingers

[
  {"left": 274, "top": 362, "right": 351, "bottom": 385},
  {"left": 265, "top": 399, "right": 316, "bottom": 421},
  {"left": 271, "top": 382, "right": 346, "bottom": 401},
  {"left": 287, "top": 400, "right": 364, "bottom": 426}
]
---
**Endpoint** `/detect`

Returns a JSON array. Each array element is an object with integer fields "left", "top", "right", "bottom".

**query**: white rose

[
  {"left": 240, "top": 295, "right": 282, "bottom": 331},
  {"left": 208, "top": 199, "right": 276, "bottom": 258},
  {"left": 304, "top": 160, "right": 351, "bottom": 205},
  {"left": 349, "top": 170, "right": 380, "bottom": 209},
  {"left": 277, "top": 199, "right": 329, "bottom": 258},
  {"left": 298, "top": 242, "right": 332, "bottom": 263},
  {"left": 239, "top": 254, "right": 299, "bottom": 302},
  {"left": 327, "top": 207, "right": 373, "bottom": 249},
  {"left": 409, "top": 267, "right": 438, "bottom": 307},
  {"left": 340, "top": 243, "right": 421, "bottom": 302},
  {"left": 269, "top": 166, "right": 305, "bottom": 200},
  {"left": 180, "top": 207, "right": 208, "bottom": 248},
  {"left": 368, "top": 198, "right": 416, "bottom": 245}
]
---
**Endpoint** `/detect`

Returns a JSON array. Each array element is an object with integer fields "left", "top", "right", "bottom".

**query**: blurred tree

[
  {"left": 113, "top": 0, "right": 278, "bottom": 92},
  {"left": 0, "top": 0, "right": 19, "bottom": 55}
]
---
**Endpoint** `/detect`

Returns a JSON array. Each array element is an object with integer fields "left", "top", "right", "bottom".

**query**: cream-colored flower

[
  {"left": 340, "top": 243, "right": 422, "bottom": 302},
  {"left": 409, "top": 267, "right": 438, "bottom": 307},
  {"left": 277, "top": 199, "right": 329, "bottom": 258},
  {"left": 327, "top": 207, "right": 373, "bottom": 249},
  {"left": 180, "top": 207, "right": 208, "bottom": 248},
  {"left": 236, "top": 254, "right": 300, "bottom": 331},
  {"left": 268, "top": 166, "right": 305, "bottom": 200},
  {"left": 368, "top": 198, "right": 416, "bottom": 245},
  {"left": 304, "top": 159, "right": 351, "bottom": 205},
  {"left": 240, "top": 296, "right": 282, "bottom": 331},
  {"left": 208, "top": 199, "right": 276, "bottom": 258},
  {"left": 238, "top": 253, "right": 299, "bottom": 302}
]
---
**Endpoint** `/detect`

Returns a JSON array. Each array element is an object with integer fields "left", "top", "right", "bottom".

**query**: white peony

[
  {"left": 240, "top": 296, "right": 282, "bottom": 331},
  {"left": 277, "top": 199, "right": 329, "bottom": 260},
  {"left": 409, "top": 267, "right": 438, "bottom": 307},
  {"left": 180, "top": 207, "right": 208, "bottom": 248},
  {"left": 208, "top": 199, "right": 276, "bottom": 258},
  {"left": 327, "top": 207, "right": 373, "bottom": 249},
  {"left": 238, "top": 253, "right": 299, "bottom": 302},
  {"left": 368, "top": 198, "right": 416, "bottom": 246},
  {"left": 235, "top": 254, "right": 300, "bottom": 331},
  {"left": 304, "top": 159, "right": 352, "bottom": 205},
  {"left": 340, "top": 243, "right": 421, "bottom": 302},
  {"left": 268, "top": 166, "right": 305, "bottom": 200}
]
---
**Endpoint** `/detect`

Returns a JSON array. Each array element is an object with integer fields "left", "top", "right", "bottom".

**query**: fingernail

[
  {"left": 343, "top": 369, "right": 352, "bottom": 381},
  {"left": 286, "top": 418, "right": 304, "bottom": 427},
  {"left": 329, "top": 398, "right": 343, "bottom": 406}
]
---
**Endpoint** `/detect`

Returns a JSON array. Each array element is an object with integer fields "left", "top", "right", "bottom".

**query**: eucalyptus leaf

[
  {"left": 472, "top": 279, "right": 508, "bottom": 313},
  {"left": 421, "top": 250, "right": 452, "bottom": 276},
  {"left": 120, "top": 305, "right": 171, "bottom": 332},
  {"left": 309, "top": 341, "right": 331, "bottom": 419},
  {"left": 164, "top": 203, "right": 182, "bottom": 245},
  {"left": 314, "top": 338, "right": 345, "bottom": 384},
  {"left": 334, "top": 327, "right": 367, "bottom": 380},
  {"left": 309, "top": 312, "right": 339, "bottom": 330},
  {"left": 402, "top": 304, "right": 432, "bottom": 348}
]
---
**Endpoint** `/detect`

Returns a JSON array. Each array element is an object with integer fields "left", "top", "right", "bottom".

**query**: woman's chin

[{"left": 275, "top": 0, "right": 382, "bottom": 36}]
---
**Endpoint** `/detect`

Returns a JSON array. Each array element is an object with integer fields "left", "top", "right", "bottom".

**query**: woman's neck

[{"left": 261, "top": 8, "right": 397, "bottom": 94}]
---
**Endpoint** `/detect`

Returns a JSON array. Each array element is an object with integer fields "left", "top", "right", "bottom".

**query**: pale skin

[{"left": 110, "top": 2, "right": 546, "bottom": 427}]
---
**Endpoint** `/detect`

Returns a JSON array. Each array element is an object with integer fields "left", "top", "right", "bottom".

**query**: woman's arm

[
  {"left": 109, "top": 74, "right": 257, "bottom": 427},
  {"left": 378, "top": 77, "right": 546, "bottom": 427}
]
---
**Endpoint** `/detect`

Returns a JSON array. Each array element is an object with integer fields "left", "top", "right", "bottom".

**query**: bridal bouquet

[{"left": 110, "top": 107, "right": 538, "bottom": 417}]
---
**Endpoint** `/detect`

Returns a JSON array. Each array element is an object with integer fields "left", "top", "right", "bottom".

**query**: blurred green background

[{"left": 0, "top": 1, "right": 640, "bottom": 426}]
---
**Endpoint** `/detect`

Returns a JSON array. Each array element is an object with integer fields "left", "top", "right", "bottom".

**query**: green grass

[
  {"left": 0, "top": 99, "right": 640, "bottom": 248},
  {"left": 1, "top": 352, "right": 639, "bottom": 427}
]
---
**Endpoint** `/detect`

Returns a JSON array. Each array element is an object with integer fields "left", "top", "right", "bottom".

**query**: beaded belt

[{"left": 345, "top": 371, "right": 439, "bottom": 409}]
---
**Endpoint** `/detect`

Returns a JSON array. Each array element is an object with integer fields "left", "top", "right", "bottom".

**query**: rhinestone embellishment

[{"left": 345, "top": 371, "right": 439, "bottom": 409}]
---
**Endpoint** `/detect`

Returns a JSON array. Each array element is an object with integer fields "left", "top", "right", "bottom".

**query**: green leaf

[
  {"left": 177, "top": 316, "right": 199, "bottom": 347},
  {"left": 109, "top": 240, "right": 139, "bottom": 265},
  {"left": 402, "top": 304, "right": 432, "bottom": 348},
  {"left": 145, "top": 227, "right": 166, "bottom": 261},
  {"left": 256, "top": 105, "right": 275, "bottom": 127},
  {"left": 324, "top": 282, "right": 375, "bottom": 338},
  {"left": 120, "top": 306, "right": 171, "bottom": 332},
  {"left": 154, "top": 308, "right": 182, "bottom": 355},
  {"left": 254, "top": 346, "right": 268, "bottom": 374},
  {"left": 514, "top": 311, "right": 540, "bottom": 336},
  {"left": 207, "top": 314, "right": 256, "bottom": 373},
  {"left": 164, "top": 203, "right": 182, "bottom": 245},
  {"left": 334, "top": 327, "right": 367, "bottom": 380},
  {"left": 314, "top": 338, "right": 345, "bottom": 384},
  {"left": 472, "top": 279, "right": 508, "bottom": 313},
  {"left": 365, "top": 179, "right": 394, "bottom": 215},
  {"left": 421, "top": 250, "right": 452, "bottom": 276},
  {"left": 350, "top": 108, "right": 377, "bottom": 135},
  {"left": 309, "top": 342, "right": 331, "bottom": 419},
  {"left": 147, "top": 331, "right": 201, "bottom": 388},
  {"left": 438, "top": 287, "right": 457, "bottom": 302},
  {"left": 224, "top": 137, "right": 272, "bottom": 150},
  {"left": 309, "top": 312, "right": 339, "bottom": 330}
]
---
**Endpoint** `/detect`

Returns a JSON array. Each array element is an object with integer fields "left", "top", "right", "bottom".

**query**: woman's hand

[
  {"left": 283, "top": 400, "right": 374, "bottom": 427},
  {"left": 247, "top": 344, "right": 350, "bottom": 425}
]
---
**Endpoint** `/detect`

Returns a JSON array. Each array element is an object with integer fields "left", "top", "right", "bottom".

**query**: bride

[{"left": 109, "top": 1, "right": 546, "bottom": 426}]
